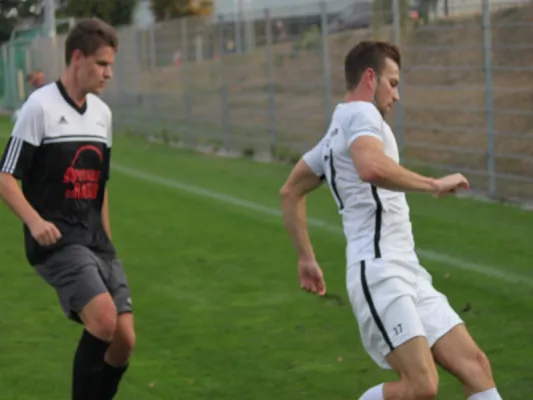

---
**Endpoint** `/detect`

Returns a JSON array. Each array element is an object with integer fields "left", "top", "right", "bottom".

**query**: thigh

[
  {"left": 431, "top": 324, "right": 481, "bottom": 372},
  {"left": 78, "top": 291, "right": 118, "bottom": 335},
  {"left": 431, "top": 324, "right": 495, "bottom": 395},
  {"left": 432, "top": 325, "right": 496, "bottom": 398},
  {"left": 386, "top": 335, "right": 438, "bottom": 383},
  {"left": 347, "top": 259, "right": 426, "bottom": 370},
  {"left": 416, "top": 276, "right": 464, "bottom": 349},
  {"left": 384, "top": 336, "right": 440, "bottom": 400},
  {"left": 35, "top": 245, "right": 109, "bottom": 323}
]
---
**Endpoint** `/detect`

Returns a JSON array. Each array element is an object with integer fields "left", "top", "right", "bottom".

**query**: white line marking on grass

[
  {"left": 1, "top": 130, "right": 529, "bottom": 287},
  {"left": 113, "top": 164, "right": 533, "bottom": 288}
]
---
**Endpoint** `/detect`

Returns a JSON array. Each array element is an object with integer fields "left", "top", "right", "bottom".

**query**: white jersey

[{"left": 302, "top": 101, "right": 418, "bottom": 267}]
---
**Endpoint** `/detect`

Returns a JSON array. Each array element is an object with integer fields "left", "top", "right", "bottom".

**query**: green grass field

[{"left": 1, "top": 118, "right": 533, "bottom": 399}]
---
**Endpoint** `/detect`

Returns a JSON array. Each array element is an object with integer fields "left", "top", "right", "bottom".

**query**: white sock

[
  {"left": 359, "top": 383, "right": 384, "bottom": 400},
  {"left": 467, "top": 388, "right": 502, "bottom": 400}
]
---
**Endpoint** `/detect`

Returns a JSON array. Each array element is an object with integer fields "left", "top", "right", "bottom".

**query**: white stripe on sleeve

[{"left": 1, "top": 137, "right": 23, "bottom": 174}]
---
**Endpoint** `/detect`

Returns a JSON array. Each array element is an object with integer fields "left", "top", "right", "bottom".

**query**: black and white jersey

[
  {"left": 0, "top": 80, "right": 116, "bottom": 265},
  {"left": 302, "top": 101, "right": 418, "bottom": 268}
]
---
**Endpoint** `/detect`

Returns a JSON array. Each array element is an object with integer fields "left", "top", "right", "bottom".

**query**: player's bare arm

[
  {"left": 280, "top": 159, "right": 326, "bottom": 296},
  {"left": 280, "top": 159, "right": 322, "bottom": 261},
  {"left": 0, "top": 172, "right": 61, "bottom": 246},
  {"left": 350, "top": 136, "right": 469, "bottom": 195},
  {"left": 102, "top": 188, "right": 112, "bottom": 239}
]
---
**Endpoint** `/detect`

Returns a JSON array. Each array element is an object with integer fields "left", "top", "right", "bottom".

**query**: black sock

[
  {"left": 99, "top": 362, "right": 129, "bottom": 400},
  {"left": 72, "top": 329, "right": 110, "bottom": 400}
]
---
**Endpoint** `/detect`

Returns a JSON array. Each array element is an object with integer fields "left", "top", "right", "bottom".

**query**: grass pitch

[{"left": 0, "top": 120, "right": 532, "bottom": 399}]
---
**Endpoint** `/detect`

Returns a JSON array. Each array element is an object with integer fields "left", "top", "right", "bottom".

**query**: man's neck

[
  {"left": 344, "top": 88, "right": 373, "bottom": 103},
  {"left": 343, "top": 89, "right": 385, "bottom": 117},
  {"left": 59, "top": 73, "right": 86, "bottom": 107}
]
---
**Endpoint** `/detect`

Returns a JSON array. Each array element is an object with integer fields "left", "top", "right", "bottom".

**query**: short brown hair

[
  {"left": 344, "top": 41, "right": 401, "bottom": 90},
  {"left": 65, "top": 18, "right": 118, "bottom": 65}
]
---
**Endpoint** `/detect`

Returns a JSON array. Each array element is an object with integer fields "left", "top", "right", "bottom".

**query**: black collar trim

[{"left": 56, "top": 80, "right": 87, "bottom": 115}]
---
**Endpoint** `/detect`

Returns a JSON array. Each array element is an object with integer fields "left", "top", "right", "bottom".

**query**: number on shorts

[{"left": 393, "top": 323, "right": 403, "bottom": 335}]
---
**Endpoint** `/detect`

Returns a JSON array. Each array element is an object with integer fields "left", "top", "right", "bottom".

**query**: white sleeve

[
  {"left": 104, "top": 108, "right": 112, "bottom": 180},
  {"left": 0, "top": 98, "right": 44, "bottom": 178},
  {"left": 343, "top": 103, "right": 384, "bottom": 147},
  {"left": 11, "top": 98, "right": 44, "bottom": 145},
  {"left": 106, "top": 106, "right": 113, "bottom": 148},
  {"left": 302, "top": 138, "right": 325, "bottom": 178}
]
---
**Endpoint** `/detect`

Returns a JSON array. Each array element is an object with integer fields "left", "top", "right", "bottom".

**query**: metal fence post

[
  {"left": 265, "top": 8, "right": 276, "bottom": 155},
  {"left": 392, "top": 0, "right": 405, "bottom": 152},
  {"left": 320, "top": 1, "right": 332, "bottom": 130},
  {"left": 482, "top": 0, "right": 496, "bottom": 196},
  {"left": 149, "top": 26, "right": 156, "bottom": 72},
  {"left": 148, "top": 25, "right": 157, "bottom": 136},
  {"left": 8, "top": 43, "right": 17, "bottom": 108},
  {"left": 218, "top": 15, "right": 230, "bottom": 148},
  {"left": 1, "top": 44, "right": 9, "bottom": 108},
  {"left": 180, "top": 18, "right": 192, "bottom": 144}
]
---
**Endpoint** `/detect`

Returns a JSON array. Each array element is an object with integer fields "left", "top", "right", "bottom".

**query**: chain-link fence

[
  {"left": 0, "top": 37, "right": 39, "bottom": 109},
  {"left": 9, "top": 0, "right": 533, "bottom": 201}
]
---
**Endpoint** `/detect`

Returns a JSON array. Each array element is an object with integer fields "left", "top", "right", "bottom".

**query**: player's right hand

[
  {"left": 433, "top": 173, "right": 470, "bottom": 198},
  {"left": 28, "top": 219, "right": 62, "bottom": 246},
  {"left": 298, "top": 258, "right": 327, "bottom": 296}
]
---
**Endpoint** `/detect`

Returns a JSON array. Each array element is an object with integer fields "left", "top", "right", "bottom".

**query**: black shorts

[{"left": 34, "top": 244, "right": 132, "bottom": 323}]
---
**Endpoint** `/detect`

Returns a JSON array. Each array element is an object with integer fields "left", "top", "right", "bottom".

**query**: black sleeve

[
  {"left": 103, "top": 146, "right": 111, "bottom": 181},
  {"left": 0, "top": 137, "right": 40, "bottom": 180},
  {"left": 0, "top": 98, "right": 44, "bottom": 180}
]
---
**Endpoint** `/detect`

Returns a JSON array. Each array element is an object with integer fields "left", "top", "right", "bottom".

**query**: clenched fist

[
  {"left": 433, "top": 173, "right": 470, "bottom": 198},
  {"left": 28, "top": 218, "right": 62, "bottom": 247}
]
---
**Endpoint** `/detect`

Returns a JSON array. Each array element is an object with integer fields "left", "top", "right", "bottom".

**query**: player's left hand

[
  {"left": 433, "top": 173, "right": 470, "bottom": 198},
  {"left": 298, "top": 259, "right": 327, "bottom": 296}
]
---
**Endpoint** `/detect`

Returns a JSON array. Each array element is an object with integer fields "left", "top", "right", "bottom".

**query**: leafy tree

[
  {"left": 415, "top": 0, "right": 439, "bottom": 24},
  {"left": 188, "top": 0, "right": 213, "bottom": 16},
  {"left": 150, "top": 0, "right": 212, "bottom": 20},
  {"left": 0, "top": 0, "right": 42, "bottom": 43},
  {"left": 58, "top": 0, "right": 139, "bottom": 26}
]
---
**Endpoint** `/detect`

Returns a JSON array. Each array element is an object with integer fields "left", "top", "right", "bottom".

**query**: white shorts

[{"left": 346, "top": 258, "right": 463, "bottom": 370}]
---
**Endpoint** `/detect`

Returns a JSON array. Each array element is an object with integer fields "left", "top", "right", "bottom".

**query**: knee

[
  {"left": 468, "top": 348, "right": 494, "bottom": 382},
  {"left": 113, "top": 314, "right": 136, "bottom": 359},
  {"left": 79, "top": 293, "right": 118, "bottom": 341},
  {"left": 474, "top": 349, "right": 492, "bottom": 374},
  {"left": 408, "top": 372, "right": 439, "bottom": 400},
  {"left": 86, "top": 309, "right": 117, "bottom": 341},
  {"left": 412, "top": 382, "right": 438, "bottom": 400},
  {"left": 120, "top": 327, "right": 136, "bottom": 355}
]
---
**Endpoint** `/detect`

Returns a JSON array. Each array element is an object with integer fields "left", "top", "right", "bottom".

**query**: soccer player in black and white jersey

[
  {"left": 280, "top": 41, "right": 502, "bottom": 400},
  {"left": 0, "top": 19, "right": 134, "bottom": 399}
]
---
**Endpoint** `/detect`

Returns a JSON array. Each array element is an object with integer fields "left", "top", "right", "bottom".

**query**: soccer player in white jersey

[
  {"left": 280, "top": 41, "right": 502, "bottom": 400},
  {"left": 0, "top": 19, "right": 134, "bottom": 399}
]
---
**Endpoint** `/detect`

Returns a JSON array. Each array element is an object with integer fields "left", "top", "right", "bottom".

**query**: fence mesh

[{"left": 3, "top": 0, "right": 533, "bottom": 201}]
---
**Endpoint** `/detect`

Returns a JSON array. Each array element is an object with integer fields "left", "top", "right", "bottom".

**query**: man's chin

[
  {"left": 90, "top": 86, "right": 105, "bottom": 95},
  {"left": 379, "top": 104, "right": 393, "bottom": 117}
]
